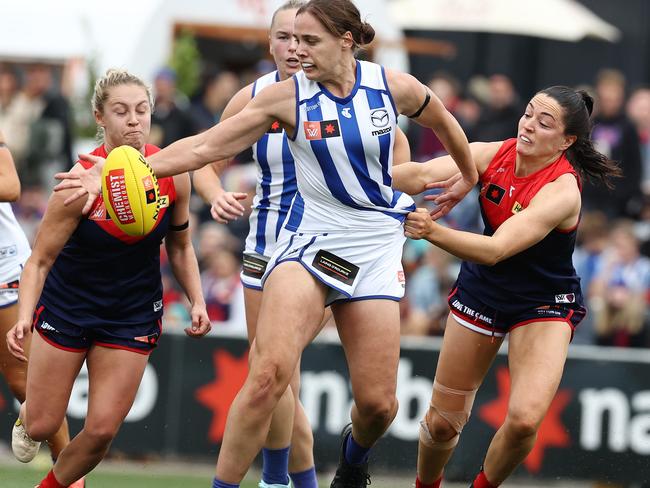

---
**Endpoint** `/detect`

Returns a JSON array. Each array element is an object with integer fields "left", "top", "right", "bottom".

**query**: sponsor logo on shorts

[
  {"left": 555, "top": 293, "right": 576, "bottom": 304},
  {"left": 304, "top": 120, "right": 341, "bottom": 140},
  {"left": 134, "top": 333, "right": 159, "bottom": 345},
  {"left": 0, "top": 245, "right": 17, "bottom": 259},
  {"left": 153, "top": 300, "right": 163, "bottom": 312},
  {"left": 397, "top": 270, "right": 406, "bottom": 288},
  {"left": 450, "top": 298, "right": 494, "bottom": 325},
  {"left": 39, "top": 321, "right": 57, "bottom": 332},
  {"left": 106, "top": 169, "right": 136, "bottom": 224},
  {"left": 242, "top": 254, "right": 268, "bottom": 279},
  {"left": 312, "top": 250, "right": 359, "bottom": 286}
]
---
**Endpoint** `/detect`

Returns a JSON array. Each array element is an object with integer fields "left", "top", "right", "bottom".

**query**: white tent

[{"left": 388, "top": 0, "right": 621, "bottom": 42}]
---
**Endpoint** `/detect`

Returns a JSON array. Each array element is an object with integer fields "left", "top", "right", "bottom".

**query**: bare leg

[
  {"left": 215, "top": 263, "right": 327, "bottom": 483},
  {"left": 333, "top": 300, "right": 401, "bottom": 447},
  {"left": 0, "top": 305, "right": 72, "bottom": 459},
  {"left": 482, "top": 322, "right": 571, "bottom": 485},
  {"left": 52, "top": 345, "right": 149, "bottom": 484},
  {"left": 417, "top": 315, "right": 502, "bottom": 484}
]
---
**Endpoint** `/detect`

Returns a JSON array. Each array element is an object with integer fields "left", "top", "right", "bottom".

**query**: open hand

[
  {"left": 54, "top": 154, "right": 105, "bottom": 214},
  {"left": 424, "top": 172, "right": 475, "bottom": 220},
  {"left": 210, "top": 191, "right": 247, "bottom": 224}
]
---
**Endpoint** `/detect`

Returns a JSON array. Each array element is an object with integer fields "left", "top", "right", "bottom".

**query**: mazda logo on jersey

[
  {"left": 370, "top": 109, "right": 389, "bottom": 128},
  {"left": 484, "top": 183, "right": 506, "bottom": 205},
  {"left": 304, "top": 120, "right": 341, "bottom": 140}
]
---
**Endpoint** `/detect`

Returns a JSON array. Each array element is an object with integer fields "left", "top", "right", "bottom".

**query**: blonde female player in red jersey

[
  {"left": 396, "top": 86, "right": 620, "bottom": 488},
  {"left": 193, "top": 3, "right": 411, "bottom": 488},
  {"left": 0, "top": 129, "right": 76, "bottom": 480},
  {"left": 6, "top": 69, "right": 211, "bottom": 488}
]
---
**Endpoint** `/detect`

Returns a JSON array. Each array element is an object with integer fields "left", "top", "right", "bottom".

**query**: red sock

[
  {"left": 38, "top": 470, "right": 66, "bottom": 488},
  {"left": 415, "top": 475, "right": 442, "bottom": 488},
  {"left": 472, "top": 470, "right": 498, "bottom": 488}
]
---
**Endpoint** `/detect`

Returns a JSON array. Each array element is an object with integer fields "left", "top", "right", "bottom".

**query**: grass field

[{"left": 0, "top": 464, "right": 263, "bottom": 488}]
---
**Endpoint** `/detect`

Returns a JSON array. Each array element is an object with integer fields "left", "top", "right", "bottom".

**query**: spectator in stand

[
  {"left": 584, "top": 69, "right": 643, "bottom": 219},
  {"left": 411, "top": 72, "right": 464, "bottom": 162},
  {"left": 21, "top": 63, "right": 73, "bottom": 187},
  {"left": 473, "top": 74, "right": 522, "bottom": 143},
  {"left": 189, "top": 68, "right": 241, "bottom": 134},
  {"left": 0, "top": 67, "right": 29, "bottom": 166},
  {"left": 150, "top": 67, "right": 194, "bottom": 148},
  {"left": 572, "top": 211, "right": 611, "bottom": 345},
  {"left": 626, "top": 85, "right": 650, "bottom": 195},
  {"left": 589, "top": 220, "right": 650, "bottom": 347}
]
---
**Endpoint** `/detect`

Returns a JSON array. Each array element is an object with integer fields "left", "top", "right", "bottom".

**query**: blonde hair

[
  {"left": 92, "top": 69, "right": 153, "bottom": 141},
  {"left": 271, "top": 0, "right": 306, "bottom": 28}
]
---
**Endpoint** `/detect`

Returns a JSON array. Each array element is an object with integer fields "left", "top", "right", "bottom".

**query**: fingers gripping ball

[{"left": 102, "top": 145, "right": 161, "bottom": 236}]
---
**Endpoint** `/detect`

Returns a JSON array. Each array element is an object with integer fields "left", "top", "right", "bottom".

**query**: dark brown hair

[
  {"left": 539, "top": 85, "right": 621, "bottom": 189},
  {"left": 297, "top": 0, "right": 375, "bottom": 51}
]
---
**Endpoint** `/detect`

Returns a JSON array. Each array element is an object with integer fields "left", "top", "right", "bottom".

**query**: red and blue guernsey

[
  {"left": 39, "top": 144, "right": 176, "bottom": 328},
  {"left": 457, "top": 138, "right": 584, "bottom": 314}
]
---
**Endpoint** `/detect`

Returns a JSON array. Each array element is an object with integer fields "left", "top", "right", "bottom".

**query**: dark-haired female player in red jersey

[
  {"left": 396, "top": 86, "right": 620, "bottom": 488},
  {"left": 6, "top": 69, "right": 210, "bottom": 488}
]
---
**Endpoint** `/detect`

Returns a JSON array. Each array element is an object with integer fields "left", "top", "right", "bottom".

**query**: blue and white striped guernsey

[
  {"left": 285, "top": 60, "right": 415, "bottom": 232},
  {"left": 245, "top": 70, "right": 300, "bottom": 258}
]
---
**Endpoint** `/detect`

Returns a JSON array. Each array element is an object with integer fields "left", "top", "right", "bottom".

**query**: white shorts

[
  {"left": 240, "top": 252, "right": 270, "bottom": 290},
  {"left": 262, "top": 227, "right": 406, "bottom": 305},
  {"left": 0, "top": 263, "right": 22, "bottom": 309}
]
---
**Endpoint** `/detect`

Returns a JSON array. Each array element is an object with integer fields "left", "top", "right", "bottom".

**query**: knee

[
  {"left": 26, "top": 417, "right": 59, "bottom": 442},
  {"left": 356, "top": 395, "right": 398, "bottom": 427},
  {"left": 424, "top": 408, "right": 458, "bottom": 443},
  {"left": 504, "top": 409, "right": 541, "bottom": 440},
  {"left": 247, "top": 359, "right": 292, "bottom": 407},
  {"left": 82, "top": 422, "right": 120, "bottom": 448}
]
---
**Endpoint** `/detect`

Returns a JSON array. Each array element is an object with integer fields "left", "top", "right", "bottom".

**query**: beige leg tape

[{"left": 419, "top": 379, "right": 478, "bottom": 450}]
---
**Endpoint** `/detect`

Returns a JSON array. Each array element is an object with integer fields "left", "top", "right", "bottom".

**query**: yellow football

[{"left": 101, "top": 145, "right": 160, "bottom": 236}]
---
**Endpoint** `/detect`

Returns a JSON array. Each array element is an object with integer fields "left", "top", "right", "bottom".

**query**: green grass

[{"left": 0, "top": 464, "right": 263, "bottom": 488}]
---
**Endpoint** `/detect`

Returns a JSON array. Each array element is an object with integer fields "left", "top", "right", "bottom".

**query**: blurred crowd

[{"left": 2, "top": 60, "right": 650, "bottom": 347}]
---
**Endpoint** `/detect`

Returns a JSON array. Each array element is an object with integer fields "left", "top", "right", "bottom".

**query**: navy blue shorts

[
  {"left": 447, "top": 284, "right": 586, "bottom": 339},
  {"left": 32, "top": 303, "right": 161, "bottom": 355}
]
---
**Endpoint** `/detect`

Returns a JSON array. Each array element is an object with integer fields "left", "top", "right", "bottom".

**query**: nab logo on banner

[
  {"left": 479, "top": 366, "right": 572, "bottom": 472},
  {"left": 304, "top": 120, "right": 341, "bottom": 141},
  {"left": 195, "top": 350, "right": 249, "bottom": 443}
]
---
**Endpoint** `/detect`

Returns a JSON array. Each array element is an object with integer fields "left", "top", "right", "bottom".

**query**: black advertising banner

[{"left": 1, "top": 333, "right": 649, "bottom": 484}]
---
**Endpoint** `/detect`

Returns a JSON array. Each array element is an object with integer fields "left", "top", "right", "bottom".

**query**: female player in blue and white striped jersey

[{"left": 55, "top": 1, "right": 476, "bottom": 486}]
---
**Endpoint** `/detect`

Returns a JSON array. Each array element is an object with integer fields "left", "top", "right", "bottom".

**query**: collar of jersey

[{"left": 316, "top": 60, "right": 361, "bottom": 105}]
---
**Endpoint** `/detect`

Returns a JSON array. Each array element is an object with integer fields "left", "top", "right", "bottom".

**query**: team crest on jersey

[
  {"left": 304, "top": 120, "right": 341, "bottom": 140},
  {"left": 511, "top": 201, "right": 523, "bottom": 214},
  {"left": 483, "top": 183, "right": 506, "bottom": 206},
  {"left": 267, "top": 120, "right": 283, "bottom": 134}
]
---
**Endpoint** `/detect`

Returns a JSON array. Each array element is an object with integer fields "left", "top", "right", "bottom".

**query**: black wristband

[
  {"left": 407, "top": 91, "right": 431, "bottom": 119},
  {"left": 170, "top": 220, "right": 189, "bottom": 231}
]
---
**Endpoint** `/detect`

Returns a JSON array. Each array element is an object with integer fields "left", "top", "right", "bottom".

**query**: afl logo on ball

[{"left": 370, "top": 109, "right": 389, "bottom": 128}]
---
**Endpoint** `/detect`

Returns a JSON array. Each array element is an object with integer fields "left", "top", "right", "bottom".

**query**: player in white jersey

[
  {"left": 0, "top": 130, "right": 74, "bottom": 472},
  {"left": 193, "top": 3, "right": 318, "bottom": 488},
  {"left": 55, "top": 1, "right": 477, "bottom": 486}
]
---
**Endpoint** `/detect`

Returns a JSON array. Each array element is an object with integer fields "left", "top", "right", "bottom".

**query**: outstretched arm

[{"left": 404, "top": 173, "right": 581, "bottom": 265}]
